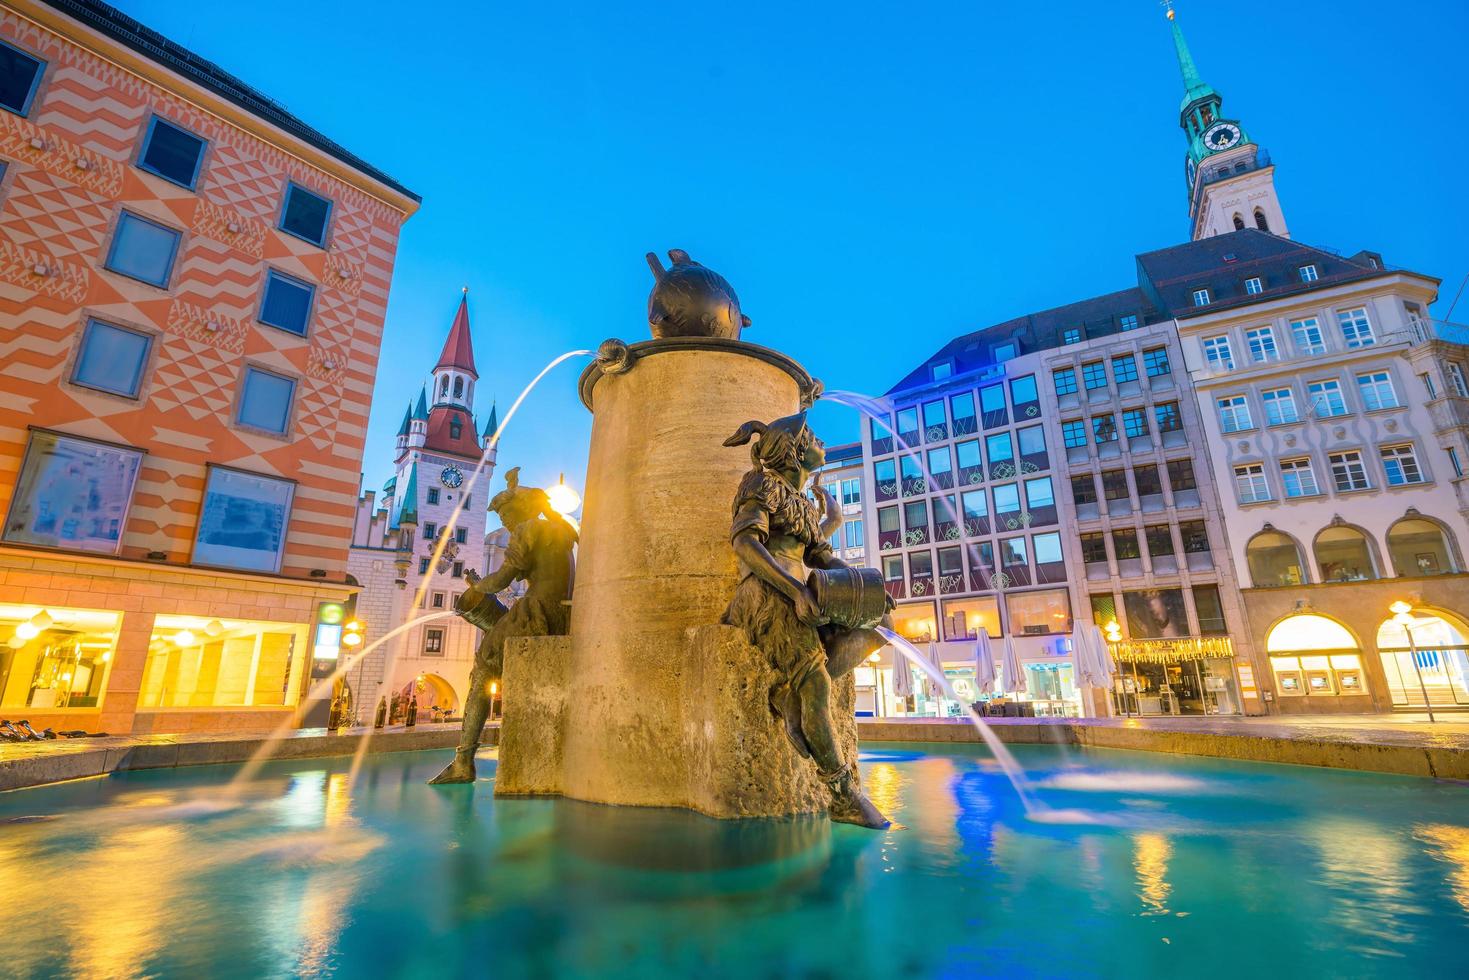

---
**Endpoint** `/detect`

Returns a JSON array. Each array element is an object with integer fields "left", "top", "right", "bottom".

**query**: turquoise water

[{"left": 2, "top": 744, "right": 1467, "bottom": 979}]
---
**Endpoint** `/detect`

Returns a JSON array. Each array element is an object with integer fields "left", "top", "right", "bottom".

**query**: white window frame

[
  {"left": 1449, "top": 363, "right": 1469, "bottom": 398},
  {"left": 1328, "top": 450, "right": 1371, "bottom": 492},
  {"left": 1244, "top": 277, "right": 1263, "bottom": 295},
  {"left": 1290, "top": 317, "right": 1326, "bottom": 355},
  {"left": 1356, "top": 371, "right": 1399, "bottom": 412},
  {"left": 1380, "top": 444, "right": 1424, "bottom": 486},
  {"left": 1299, "top": 264, "right": 1319, "bottom": 283},
  {"left": 1337, "top": 307, "right": 1375, "bottom": 348},
  {"left": 1307, "top": 379, "right": 1347, "bottom": 418},
  {"left": 1449, "top": 447, "right": 1464, "bottom": 478},
  {"left": 1279, "top": 458, "right": 1319, "bottom": 498},
  {"left": 1217, "top": 395, "right": 1252, "bottom": 433},
  {"left": 1261, "top": 387, "right": 1299, "bottom": 425},
  {"left": 1245, "top": 326, "right": 1278, "bottom": 363},
  {"left": 1234, "top": 464, "right": 1270, "bottom": 503},
  {"left": 1193, "top": 288, "right": 1211, "bottom": 307},
  {"left": 1202, "top": 335, "right": 1234, "bottom": 371}
]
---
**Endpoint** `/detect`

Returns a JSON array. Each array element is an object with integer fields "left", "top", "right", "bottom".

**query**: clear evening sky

[{"left": 119, "top": 0, "right": 1469, "bottom": 516}]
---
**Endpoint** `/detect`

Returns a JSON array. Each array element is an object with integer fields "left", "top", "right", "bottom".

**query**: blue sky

[{"left": 120, "top": 0, "right": 1469, "bottom": 507}]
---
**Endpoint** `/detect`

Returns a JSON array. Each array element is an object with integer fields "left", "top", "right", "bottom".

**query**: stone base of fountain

[{"left": 496, "top": 625, "right": 857, "bottom": 819}]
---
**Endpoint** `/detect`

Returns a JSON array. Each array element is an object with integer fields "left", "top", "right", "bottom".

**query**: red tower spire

[{"left": 434, "top": 287, "right": 478, "bottom": 379}]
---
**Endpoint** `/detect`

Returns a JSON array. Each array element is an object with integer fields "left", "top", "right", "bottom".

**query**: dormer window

[
  {"left": 1245, "top": 277, "right": 1263, "bottom": 295},
  {"left": 1062, "top": 328, "right": 1081, "bottom": 345},
  {"left": 993, "top": 343, "right": 1016, "bottom": 361},
  {"left": 1298, "top": 264, "right": 1319, "bottom": 283},
  {"left": 1192, "top": 288, "right": 1211, "bottom": 307},
  {"left": 931, "top": 362, "right": 953, "bottom": 381},
  {"left": 1119, "top": 315, "right": 1139, "bottom": 331},
  {"left": 449, "top": 416, "right": 462, "bottom": 439}
]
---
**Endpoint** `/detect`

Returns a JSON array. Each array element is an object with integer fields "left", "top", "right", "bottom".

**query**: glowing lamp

[
  {"left": 32, "top": 610, "right": 53, "bottom": 629},
  {"left": 173, "top": 630, "right": 196, "bottom": 647},
  {"left": 867, "top": 651, "right": 882, "bottom": 664},
  {"left": 342, "top": 632, "right": 362, "bottom": 647},
  {"left": 547, "top": 474, "right": 581, "bottom": 515},
  {"left": 1389, "top": 600, "right": 1413, "bottom": 616},
  {"left": 204, "top": 619, "right": 224, "bottom": 637},
  {"left": 6, "top": 635, "right": 24, "bottom": 650},
  {"left": 15, "top": 621, "right": 40, "bottom": 640}
]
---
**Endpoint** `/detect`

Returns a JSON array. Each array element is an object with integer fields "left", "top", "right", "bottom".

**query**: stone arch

[
  {"left": 1386, "top": 511, "right": 1462, "bottom": 576},
  {"left": 1254, "top": 208, "right": 1270, "bottom": 232},
  {"left": 439, "top": 374, "right": 450, "bottom": 396},
  {"left": 1246, "top": 526, "right": 1310, "bottom": 587},
  {"left": 401, "top": 672, "right": 459, "bottom": 713},
  {"left": 453, "top": 376, "right": 465, "bottom": 398},
  {"left": 1232, "top": 213, "right": 1245, "bottom": 231},
  {"left": 1265, "top": 610, "right": 1363, "bottom": 654},
  {"left": 1313, "top": 520, "right": 1381, "bottom": 583}
]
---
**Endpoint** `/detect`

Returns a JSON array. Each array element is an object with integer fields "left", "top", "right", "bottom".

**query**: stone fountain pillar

[{"left": 495, "top": 337, "right": 856, "bottom": 819}]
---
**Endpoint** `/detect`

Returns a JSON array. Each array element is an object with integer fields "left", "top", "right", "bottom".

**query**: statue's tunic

[
  {"left": 721, "top": 469, "right": 833, "bottom": 737},
  {"left": 462, "top": 517, "right": 577, "bottom": 679}
]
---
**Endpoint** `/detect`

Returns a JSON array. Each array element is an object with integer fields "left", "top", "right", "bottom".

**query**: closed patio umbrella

[
  {"left": 890, "top": 644, "right": 914, "bottom": 699},
  {"left": 1072, "top": 625, "right": 1103, "bottom": 688},
  {"left": 999, "top": 632, "right": 1025, "bottom": 695},
  {"left": 1090, "top": 623, "right": 1118, "bottom": 681},
  {"left": 973, "top": 629, "right": 997, "bottom": 695},
  {"left": 923, "top": 641, "right": 945, "bottom": 699}
]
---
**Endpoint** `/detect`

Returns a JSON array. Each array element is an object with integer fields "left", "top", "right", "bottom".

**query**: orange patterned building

[{"left": 0, "top": 0, "right": 418, "bottom": 735}]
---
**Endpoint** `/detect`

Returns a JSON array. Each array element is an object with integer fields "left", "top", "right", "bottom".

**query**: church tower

[{"left": 1168, "top": 4, "right": 1288, "bottom": 241}]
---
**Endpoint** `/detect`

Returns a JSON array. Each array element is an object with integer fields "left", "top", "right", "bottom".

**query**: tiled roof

[
  {"left": 423, "top": 406, "right": 483, "bottom": 461},
  {"left": 435, "top": 294, "right": 478, "bottom": 377},
  {"left": 41, "top": 0, "right": 419, "bottom": 203}
]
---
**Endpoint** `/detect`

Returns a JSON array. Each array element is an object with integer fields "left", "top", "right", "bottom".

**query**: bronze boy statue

[
  {"left": 429, "top": 468, "right": 578, "bottom": 785},
  {"left": 721, "top": 412, "right": 891, "bottom": 828}
]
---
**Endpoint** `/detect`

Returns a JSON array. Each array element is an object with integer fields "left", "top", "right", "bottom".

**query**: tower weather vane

[{"left": 1161, "top": 0, "right": 1175, "bottom": 18}]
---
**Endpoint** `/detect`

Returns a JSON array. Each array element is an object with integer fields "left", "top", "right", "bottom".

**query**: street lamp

[
  {"left": 1390, "top": 600, "right": 1436, "bottom": 723},
  {"left": 867, "top": 650, "right": 885, "bottom": 718},
  {"left": 547, "top": 474, "right": 581, "bottom": 516}
]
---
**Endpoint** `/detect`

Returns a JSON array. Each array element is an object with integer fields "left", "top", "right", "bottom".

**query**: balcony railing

[{"left": 1400, "top": 318, "right": 1469, "bottom": 348}]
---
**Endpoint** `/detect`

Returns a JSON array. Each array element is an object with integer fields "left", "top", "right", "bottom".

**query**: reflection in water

[
  {"left": 1416, "top": 823, "right": 1469, "bottom": 915},
  {"left": 1309, "top": 818, "right": 1418, "bottom": 953},
  {"left": 1133, "top": 832, "right": 1173, "bottom": 916},
  {"left": 864, "top": 761, "right": 905, "bottom": 822}
]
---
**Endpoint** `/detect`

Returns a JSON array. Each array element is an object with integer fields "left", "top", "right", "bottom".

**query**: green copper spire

[
  {"left": 1167, "top": 6, "right": 1217, "bottom": 113},
  {"left": 395, "top": 462, "right": 420, "bottom": 528},
  {"left": 396, "top": 403, "right": 412, "bottom": 438},
  {"left": 481, "top": 401, "right": 498, "bottom": 442},
  {"left": 412, "top": 386, "right": 429, "bottom": 422}
]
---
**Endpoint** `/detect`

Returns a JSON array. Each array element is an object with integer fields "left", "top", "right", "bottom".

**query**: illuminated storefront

[
  {"left": 1110, "top": 636, "right": 1243, "bottom": 716},
  {"left": 0, "top": 604, "right": 119, "bottom": 711},
  {"left": 1376, "top": 611, "right": 1469, "bottom": 709},
  {"left": 139, "top": 616, "right": 308, "bottom": 710},
  {"left": 1265, "top": 613, "right": 1371, "bottom": 712}
]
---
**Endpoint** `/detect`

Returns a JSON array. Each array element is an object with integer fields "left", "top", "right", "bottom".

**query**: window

[
  {"left": 70, "top": 318, "right": 152, "bottom": 397},
  {"left": 1180, "top": 521, "right": 1209, "bottom": 554},
  {"left": 1192, "top": 288, "right": 1211, "bottom": 307},
  {"left": 1245, "top": 277, "right": 1263, "bottom": 295},
  {"left": 903, "top": 500, "right": 929, "bottom": 544},
  {"left": 841, "top": 478, "right": 861, "bottom": 506},
  {"left": 1234, "top": 463, "right": 1270, "bottom": 503},
  {"left": 923, "top": 399, "right": 947, "bottom": 439},
  {"left": 870, "top": 416, "right": 894, "bottom": 453},
  {"left": 1005, "top": 589, "right": 1071, "bottom": 636},
  {"left": 943, "top": 596, "right": 1001, "bottom": 641},
  {"left": 1119, "top": 314, "right": 1139, "bottom": 331},
  {"left": 193, "top": 467, "right": 295, "bottom": 572},
  {"left": 1217, "top": 395, "right": 1252, "bottom": 433},
  {"left": 1133, "top": 464, "right": 1162, "bottom": 497},
  {"left": 1071, "top": 474, "right": 1097, "bottom": 506},
  {"left": 1145, "top": 525, "right": 1175, "bottom": 558},
  {"left": 259, "top": 269, "right": 315, "bottom": 336},
  {"left": 1262, "top": 387, "right": 1299, "bottom": 425},
  {"left": 1143, "top": 347, "right": 1171, "bottom": 378},
  {"left": 1122, "top": 408, "right": 1148, "bottom": 438},
  {"left": 451, "top": 377, "right": 465, "bottom": 400},
  {"left": 455, "top": 527, "right": 469, "bottom": 544},
  {"left": 844, "top": 520, "right": 864, "bottom": 549},
  {"left": 237, "top": 366, "right": 296, "bottom": 434},
  {"left": 140, "top": 614, "right": 305, "bottom": 708},
  {"left": 3, "top": 430, "right": 143, "bottom": 555},
  {"left": 1033, "top": 531, "right": 1063, "bottom": 566},
  {"left": 1247, "top": 531, "right": 1305, "bottom": 587},
  {"left": 427, "top": 488, "right": 440, "bottom": 505},
  {"left": 1290, "top": 317, "right": 1326, "bottom": 355},
  {"left": 1000, "top": 536, "right": 1027, "bottom": 568},
  {"left": 1194, "top": 585, "right": 1227, "bottom": 634},
  {"left": 1380, "top": 445, "right": 1424, "bottom": 486},
  {"left": 431, "top": 591, "right": 446, "bottom": 608},
  {"left": 993, "top": 343, "right": 1016, "bottom": 361},
  {"left": 425, "top": 628, "right": 445, "bottom": 654},
  {"left": 138, "top": 117, "right": 207, "bottom": 188},
  {"left": 1254, "top": 210, "right": 1270, "bottom": 232},
  {"left": 1010, "top": 376, "right": 1039, "bottom": 415},
  {"left": 985, "top": 432, "right": 1014, "bottom": 469},
  {"left": 0, "top": 39, "right": 45, "bottom": 116},
  {"left": 1451, "top": 363, "right": 1469, "bottom": 398},
  {"left": 950, "top": 393, "right": 976, "bottom": 435},
  {"left": 1316, "top": 526, "right": 1376, "bottom": 582},
  {"left": 956, "top": 440, "right": 981, "bottom": 479},
  {"left": 1091, "top": 414, "right": 1118, "bottom": 443},
  {"left": 1017, "top": 425, "right": 1045, "bottom": 459},
  {"left": 1111, "top": 354, "right": 1138, "bottom": 384},
  {"left": 1202, "top": 335, "right": 1233, "bottom": 370},
  {"left": 452, "top": 561, "right": 464, "bottom": 578},
  {"left": 1298, "top": 264, "right": 1319, "bottom": 283},
  {"left": 1356, "top": 371, "right": 1398, "bottom": 411},
  {"left": 1062, "top": 328, "right": 1081, "bottom": 345},
  {"left": 874, "top": 459, "right": 897, "bottom": 498},
  {"left": 1153, "top": 402, "right": 1182, "bottom": 433},
  {"left": 1024, "top": 476, "right": 1054, "bottom": 510},
  {"left": 104, "top": 211, "right": 181, "bottom": 287},
  {"left": 423, "top": 522, "right": 439, "bottom": 540},
  {"left": 418, "top": 557, "right": 430, "bottom": 574},
  {"left": 1450, "top": 447, "right": 1464, "bottom": 478},
  {"left": 1307, "top": 379, "right": 1347, "bottom": 418},
  {"left": 979, "top": 385, "right": 1006, "bottom": 427},
  {"left": 1329, "top": 450, "right": 1370, "bottom": 491},
  {"left": 1337, "top": 307, "right": 1375, "bottom": 348},
  {"left": 1062, "top": 419, "right": 1087, "bottom": 449},
  {"left": 1167, "top": 458, "right": 1197, "bottom": 492},
  {"left": 1279, "top": 458, "right": 1319, "bottom": 498},
  {"left": 1112, "top": 529, "right": 1141, "bottom": 560},
  {"left": 1080, "top": 532, "right": 1107, "bottom": 563},
  {"left": 992, "top": 484, "right": 1021, "bottom": 518},
  {"left": 1386, "top": 518, "right": 1456, "bottom": 576},
  {"left": 1422, "top": 373, "right": 1438, "bottom": 399},
  {"left": 1053, "top": 367, "right": 1078, "bottom": 396},
  {"left": 1245, "top": 326, "right": 1278, "bottom": 363},
  {"left": 961, "top": 489, "right": 987, "bottom": 525},
  {"left": 931, "top": 362, "right": 952, "bottom": 381},
  {"left": 927, "top": 446, "right": 953, "bottom": 485},
  {"left": 1082, "top": 361, "right": 1107, "bottom": 390},
  {"left": 279, "top": 182, "right": 333, "bottom": 246},
  {"left": 1101, "top": 470, "right": 1129, "bottom": 501}
]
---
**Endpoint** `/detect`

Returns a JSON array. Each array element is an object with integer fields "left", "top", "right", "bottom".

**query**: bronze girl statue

[{"left": 721, "top": 412, "right": 891, "bottom": 828}]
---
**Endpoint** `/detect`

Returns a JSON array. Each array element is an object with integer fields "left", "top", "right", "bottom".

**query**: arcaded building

[{"left": 0, "top": 0, "right": 417, "bottom": 733}]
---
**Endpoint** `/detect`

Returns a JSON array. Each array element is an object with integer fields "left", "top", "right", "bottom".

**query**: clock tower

[{"left": 1167, "top": 4, "right": 1289, "bottom": 241}]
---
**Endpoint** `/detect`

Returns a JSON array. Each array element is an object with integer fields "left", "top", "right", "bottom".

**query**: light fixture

[
  {"left": 6, "top": 635, "right": 24, "bottom": 650},
  {"left": 173, "top": 630, "right": 196, "bottom": 647},
  {"left": 15, "top": 621, "right": 39, "bottom": 640},
  {"left": 1389, "top": 600, "right": 1413, "bottom": 616},
  {"left": 204, "top": 620, "right": 224, "bottom": 637},
  {"left": 867, "top": 651, "right": 882, "bottom": 664},
  {"left": 32, "top": 610, "right": 52, "bottom": 630},
  {"left": 100, "top": 651, "right": 111, "bottom": 663},
  {"left": 547, "top": 473, "right": 581, "bottom": 515}
]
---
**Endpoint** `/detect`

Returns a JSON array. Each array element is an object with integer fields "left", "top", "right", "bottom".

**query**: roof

[
  {"left": 41, "top": 0, "right": 419, "bottom": 203},
  {"left": 482, "top": 403, "right": 499, "bottom": 441},
  {"left": 823, "top": 442, "right": 863, "bottom": 465},
  {"left": 412, "top": 388, "right": 429, "bottom": 421},
  {"left": 887, "top": 229, "right": 1431, "bottom": 396},
  {"left": 393, "top": 463, "right": 419, "bottom": 528},
  {"left": 434, "top": 293, "right": 478, "bottom": 378},
  {"left": 423, "top": 406, "right": 484, "bottom": 461}
]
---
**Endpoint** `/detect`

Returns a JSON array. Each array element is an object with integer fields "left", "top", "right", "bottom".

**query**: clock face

[
  {"left": 1186, "top": 158, "right": 1196, "bottom": 185},
  {"left": 1203, "top": 122, "right": 1242, "bottom": 152},
  {"left": 440, "top": 466, "right": 464, "bottom": 488}
]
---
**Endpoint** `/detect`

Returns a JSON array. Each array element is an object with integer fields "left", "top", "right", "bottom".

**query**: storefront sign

[{"left": 1111, "top": 636, "right": 1234, "bottom": 663}]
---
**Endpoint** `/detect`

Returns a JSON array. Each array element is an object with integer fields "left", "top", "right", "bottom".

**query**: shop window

[
  {"left": 1007, "top": 589, "right": 1072, "bottom": 636},
  {"left": 1267, "top": 614, "right": 1365, "bottom": 699},
  {"left": 192, "top": 467, "right": 295, "bottom": 573},
  {"left": 139, "top": 615, "right": 307, "bottom": 708},
  {"left": 3, "top": 430, "right": 143, "bottom": 556},
  {"left": 1089, "top": 593, "right": 1116, "bottom": 627},
  {"left": 1314, "top": 525, "right": 1377, "bottom": 582},
  {"left": 942, "top": 596, "right": 1000, "bottom": 641},
  {"left": 1376, "top": 612, "right": 1469, "bottom": 707},
  {"left": 1246, "top": 530, "right": 1307, "bottom": 587},
  {"left": 0, "top": 604, "right": 119, "bottom": 709},
  {"left": 891, "top": 601, "right": 936, "bottom": 642},
  {"left": 1386, "top": 518, "right": 1457, "bottom": 576},
  {"left": 1123, "top": 589, "right": 1188, "bottom": 638}
]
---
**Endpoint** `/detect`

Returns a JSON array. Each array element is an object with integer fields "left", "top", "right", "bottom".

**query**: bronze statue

[
  {"left": 720, "top": 412, "right": 892, "bottom": 828},
  {"left": 646, "top": 249, "right": 751, "bottom": 340},
  {"left": 430, "top": 467, "right": 578, "bottom": 784}
]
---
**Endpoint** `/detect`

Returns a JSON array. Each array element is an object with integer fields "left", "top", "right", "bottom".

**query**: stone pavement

[
  {"left": 859, "top": 714, "right": 1469, "bottom": 780},
  {"left": 0, "top": 721, "right": 499, "bottom": 793}
]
